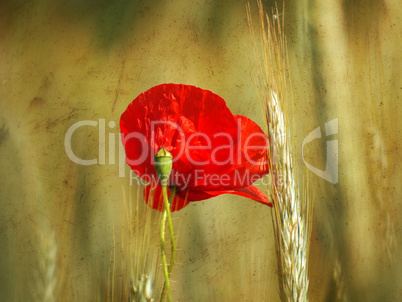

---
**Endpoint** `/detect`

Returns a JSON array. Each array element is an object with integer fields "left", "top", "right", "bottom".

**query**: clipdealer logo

[
  {"left": 64, "top": 118, "right": 339, "bottom": 184},
  {"left": 302, "top": 118, "right": 338, "bottom": 184},
  {"left": 64, "top": 119, "right": 127, "bottom": 177}
]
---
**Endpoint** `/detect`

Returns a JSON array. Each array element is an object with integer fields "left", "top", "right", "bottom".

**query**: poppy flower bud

[{"left": 154, "top": 147, "right": 173, "bottom": 186}]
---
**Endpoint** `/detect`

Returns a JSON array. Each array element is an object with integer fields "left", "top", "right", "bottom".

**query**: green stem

[
  {"left": 166, "top": 186, "right": 176, "bottom": 276},
  {"left": 159, "top": 186, "right": 176, "bottom": 302},
  {"left": 160, "top": 210, "right": 171, "bottom": 302}
]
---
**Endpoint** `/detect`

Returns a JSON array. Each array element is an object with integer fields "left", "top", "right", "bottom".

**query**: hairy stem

[
  {"left": 159, "top": 210, "right": 171, "bottom": 302},
  {"left": 166, "top": 187, "right": 176, "bottom": 276},
  {"left": 159, "top": 186, "right": 176, "bottom": 302}
]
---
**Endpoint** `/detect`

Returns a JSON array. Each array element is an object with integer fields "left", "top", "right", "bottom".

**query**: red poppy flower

[{"left": 120, "top": 84, "right": 271, "bottom": 212}]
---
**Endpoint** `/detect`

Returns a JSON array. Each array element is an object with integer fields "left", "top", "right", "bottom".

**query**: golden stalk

[
  {"left": 33, "top": 229, "right": 57, "bottom": 302},
  {"left": 247, "top": 2, "right": 313, "bottom": 301},
  {"left": 112, "top": 184, "right": 161, "bottom": 302}
]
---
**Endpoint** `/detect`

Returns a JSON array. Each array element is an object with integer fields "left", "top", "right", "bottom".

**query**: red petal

[
  {"left": 224, "top": 115, "right": 270, "bottom": 186},
  {"left": 121, "top": 84, "right": 270, "bottom": 209},
  {"left": 120, "top": 84, "right": 239, "bottom": 184},
  {"left": 186, "top": 115, "right": 270, "bottom": 190},
  {"left": 200, "top": 185, "right": 272, "bottom": 207},
  {"left": 144, "top": 184, "right": 271, "bottom": 212}
]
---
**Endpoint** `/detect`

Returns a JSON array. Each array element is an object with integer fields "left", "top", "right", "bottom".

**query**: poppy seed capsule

[{"left": 154, "top": 147, "right": 173, "bottom": 186}]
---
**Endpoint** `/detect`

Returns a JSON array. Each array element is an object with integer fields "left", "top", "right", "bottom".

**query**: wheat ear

[
  {"left": 33, "top": 230, "right": 57, "bottom": 302},
  {"left": 247, "top": 2, "right": 313, "bottom": 301}
]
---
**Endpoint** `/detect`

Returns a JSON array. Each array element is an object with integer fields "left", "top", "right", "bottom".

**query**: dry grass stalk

[
  {"left": 333, "top": 255, "right": 346, "bottom": 302},
  {"left": 106, "top": 185, "right": 162, "bottom": 302},
  {"left": 125, "top": 186, "right": 162, "bottom": 302},
  {"left": 247, "top": 1, "right": 313, "bottom": 301},
  {"left": 33, "top": 230, "right": 57, "bottom": 302}
]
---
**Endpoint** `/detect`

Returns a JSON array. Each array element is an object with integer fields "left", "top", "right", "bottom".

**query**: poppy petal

[
  {"left": 224, "top": 115, "right": 270, "bottom": 187},
  {"left": 185, "top": 115, "right": 270, "bottom": 190},
  {"left": 120, "top": 84, "right": 239, "bottom": 184},
  {"left": 199, "top": 185, "right": 272, "bottom": 207},
  {"left": 144, "top": 184, "right": 271, "bottom": 212},
  {"left": 121, "top": 84, "right": 272, "bottom": 211}
]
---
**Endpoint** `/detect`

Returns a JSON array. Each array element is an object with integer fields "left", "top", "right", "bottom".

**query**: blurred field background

[{"left": 0, "top": 0, "right": 401, "bottom": 301}]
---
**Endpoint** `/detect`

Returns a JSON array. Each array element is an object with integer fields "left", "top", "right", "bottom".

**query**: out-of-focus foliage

[{"left": 0, "top": 0, "right": 400, "bottom": 301}]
